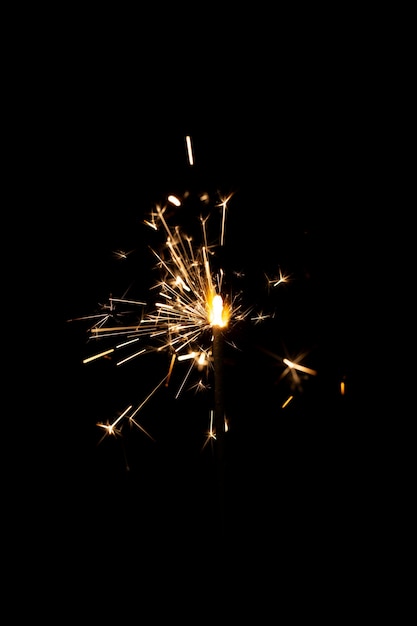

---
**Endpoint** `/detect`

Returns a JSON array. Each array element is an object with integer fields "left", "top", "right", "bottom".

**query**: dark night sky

[
  {"left": 20, "top": 56, "right": 383, "bottom": 610},
  {"left": 11, "top": 14, "right": 411, "bottom": 618},
  {"left": 48, "top": 119, "right": 363, "bottom": 539}
]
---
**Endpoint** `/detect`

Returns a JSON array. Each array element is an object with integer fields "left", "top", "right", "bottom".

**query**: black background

[
  {"left": 48, "top": 118, "right": 363, "bottom": 549},
  {"left": 13, "top": 25, "right": 399, "bottom": 616}
]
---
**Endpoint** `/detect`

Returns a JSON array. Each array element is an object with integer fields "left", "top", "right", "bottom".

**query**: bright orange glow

[
  {"left": 83, "top": 348, "right": 114, "bottom": 363},
  {"left": 209, "top": 294, "right": 229, "bottom": 328}
]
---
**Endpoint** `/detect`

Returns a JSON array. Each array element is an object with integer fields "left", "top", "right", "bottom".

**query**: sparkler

[
  {"left": 68, "top": 136, "right": 301, "bottom": 528},
  {"left": 73, "top": 185, "right": 260, "bottom": 440}
]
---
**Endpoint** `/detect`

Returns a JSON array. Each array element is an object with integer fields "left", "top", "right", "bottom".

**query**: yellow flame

[{"left": 208, "top": 293, "right": 229, "bottom": 328}]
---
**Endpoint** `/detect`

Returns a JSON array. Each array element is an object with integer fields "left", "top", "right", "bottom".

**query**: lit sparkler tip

[
  {"left": 208, "top": 294, "right": 230, "bottom": 329},
  {"left": 74, "top": 136, "right": 308, "bottom": 463},
  {"left": 211, "top": 294, "right": 224, "bottom": 327}
]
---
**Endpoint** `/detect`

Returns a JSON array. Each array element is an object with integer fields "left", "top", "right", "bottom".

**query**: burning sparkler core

[
  {"left": 69, "top": 138, "right": 301, "bottom": 454},
  {"left": 70, "top": 186, "right": 251, "bottom": 447},
  {"left": 209, "top": 294, "right": 228, "bottom": 328}
]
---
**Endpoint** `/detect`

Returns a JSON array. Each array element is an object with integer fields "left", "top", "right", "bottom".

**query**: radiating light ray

[
  {"left": 165, "top": 353, "right": 177, "bottom": 387},
  {"left": 77, "top": 189, "right": 262, "bottom": 446},
  {"left": 175, "top": 359, "right": 195, "bottom": 399},
  {"left": 129, "top": 375, "right": 169, "bottom": 420},
  {"left": 110, "top": 297, "right": 147, "bottom": 306},
  {"left": 217, "top": 193, "right": 234, "bottom": 247},
  {"left": 86, "top": 193, "right": 244, "bottom": 441},
  {"left": 282, "top": 358, "right": 317, "bottom": 376},
  {"left": 281, "top": 395, "right": 294, "bottom": 408},
  {"left": 128, "top": 418, "right": 156, "bottom": 442},
  {"left": 96, "top": 376, "right": 169, "bottom": 446},
  {"left": 185, "top": 135, "right": 194, "bottom": 165},
  {"left": 265, "top": 267, "right": 291, "bottom": 288},
  {"left": 91, "top": 326, "right": 142, "bottom": 333},
  {"left": 83, "top": 348, "right": 115, "bottom": 364},
  {"left": 69, "top": 135, "right": 294, "bottom": 454},
  {"left": 112, "top": 249, "right": 135, "bottom": 260},
  {"left": 190, "top": 378, "right": 210, "bottom": 394},
  {"left": 251, "top": 311, "right": 274, "bottom": 324},
  {"left": 116, "top": 337, "right": 141, "bottom": 349},
  {"left": 201, "top": 409, "right": 216, "bottom": 451},
  {"left": 96, "top": 404, "right": 132, "bottom": 444},
  {"left": 257, "top": 344, "right": 317, "bottom": 394},
  {"left": 116, "top": 349, "right": 147, "bottom": 366}
]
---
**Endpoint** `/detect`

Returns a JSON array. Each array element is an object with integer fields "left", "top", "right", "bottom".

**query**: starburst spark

[
  {"left": 73, "top": 187, "right": 265, "bottom": 444},
  {"left": 69, "top": 138, "right": 291, "bottom": 451}
]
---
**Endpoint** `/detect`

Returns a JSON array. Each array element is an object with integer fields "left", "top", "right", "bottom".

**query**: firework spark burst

[{"left": 68, "top": 138, "right": 294, "bottom": 450}]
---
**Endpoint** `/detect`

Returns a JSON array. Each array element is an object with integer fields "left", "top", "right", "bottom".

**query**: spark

[
  {"left": 265, "top": 267, "right": 291, "bottom": 289},
  {"left": 95, "top": 377, "right": 168, "bottom": 445},
  {"left": 73, "top": 185, "right": 253, "bottom": 445},
  {"left": 112, "top": 249, "right": 135, "bottom": 260},
  {"left": 96, "top": 404, "right": 132, "bottom": 444},
  {"left": 251, "top": 311, "right": 274, "bottom": 324},
  {"left": 282, "top": 358, "right": 317, "bottom": 377},
  {"left": 216, "top": 193, "right": 234, "bottom": 247},
  {"left": 281, "top": 395, "right": 294, "bottom": 409},
  {"left": 83, "top": 348, "right": 115, "bottom": 364},
  {"left": 257, "top": 345, "right": 317, "bottom": 393},
  {"left": 70, "top": 135, "right": 295, "bottom": 454},
  {"left": 201, "top": 409, "right": 216, "bottom": 451},
  {"left": 185, "top": 135, "right": 194, "bottom": 165},
  {"left": 189, "top": 379, "right": 211, "bottom": 394},
  {"left": 116, "top": 348, "right": 147, "bottom": 366}
]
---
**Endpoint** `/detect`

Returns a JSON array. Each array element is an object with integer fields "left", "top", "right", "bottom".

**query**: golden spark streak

[
  {"left": 83, "top": 348, "right": 114, "bottom": 363},
  {"left": 91, "top": 326, "right": 141, "bottom": 333},
  {"left": 76, "top": 179, "right": 252, "bottom": 447},
  {"left": 211, "top": 294, "right": 225, "bottom": 327},
  {"left": 185, "top": 135, "right": 194, "bottom": 165},
  {"left": 165, "top": 353, "right": 176, "bottom": 386},
  {"left": 201, "top": 409, "right": 216, "bottom": 451},
  {"left": 217, "top": 193, "right": 233, "bottom": 247},
  {"left": 130, "top": 375, "right": 169, "bottom": 420},
  {"left": 113, "top": 405, "right": 132, "bottom": 428},
  {"left": 177, "top": 352, "right": 197, "bottom": 361},
  {"left": 96, "top": 405, "right": 133, "bottom": 444},
  {"left": 128, "top": 418, "right": 156, "bottom": 442},
  {"left": 115, "top": 337, "right": 141, "bottom": 349},
  {"left": 175, "top": 360, "right": 195, "bottom": 399},
  {"left": 282, "top": 358, "right": 317, "bottom": 376},
  {"left": 116, "top": 349, "right": 146, "bottom": 366},
  {"left": 109, "top": 297, "right": 147, "bottom": 306},
  {"left": 281, "top": 395, "right": 294, "bottom": 408}
]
